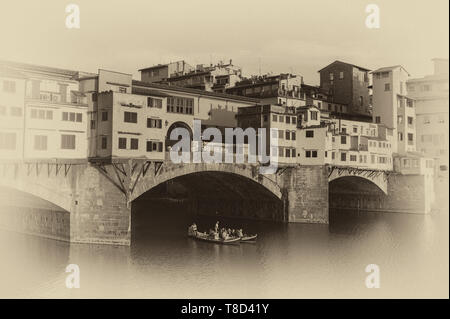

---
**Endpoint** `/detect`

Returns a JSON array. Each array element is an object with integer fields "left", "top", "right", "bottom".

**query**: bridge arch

[
  {"left": 131, "top": 162, "right": 283, "bottom": 203},
  {"left": 0, "top": 179, "right": 72, "bottom": 212},
  {"left": 328, "top": 167, "right": 388, "bottom": 195}
]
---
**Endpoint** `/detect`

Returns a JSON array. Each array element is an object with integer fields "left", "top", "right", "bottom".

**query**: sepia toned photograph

[{"left": 0, "top": 0, "right": 448, "bottom": 303}]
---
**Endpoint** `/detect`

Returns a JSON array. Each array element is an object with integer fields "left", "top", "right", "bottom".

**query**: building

[
  {"left": 318, "top": 60, "right": 371, "bottom": 119},
  {"left": 0, "top": 65, "right": 27, "bottom": 159},
  {"left": 226, "top": 73, "right": 305, "bottom": 108},
  {"left": 300, "top": 83, "right": 349, "bottom": 119},
  {"left": 81, "top": 70, "right": 259, "bottom": 161},
  {"left": 139, "top": 61, "right": 194, "bottom": 83},
  {"left": 0, "top": 60, "right": 91, "bottom": 160},
  {"left": 371, "top": 65, "right": 416, "bottom": 155},
  {"left": 236, "top": 103, "right": 395, "bottom": 169},
  {"left": 296, "top": 105, "right": 394, "bottom": 170},
  {"left": 140, "top": 60, "right": 243, "bottom": 93},
  {"left": 236, "top": 104, "right": 298, "bottom": 164},
  {"left": 407, "top": 58, "right": 449, "bottom": 174}
]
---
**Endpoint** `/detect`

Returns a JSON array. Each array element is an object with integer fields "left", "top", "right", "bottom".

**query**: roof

[
  {"left": 131, "top": 87, "right": 172, "bottom": 98},
  {"left": 0, "top": 65, "right": 27, "bottom": 79},
  {"left": 371, "top": 65, "right": 410, "bottom": 76},
  {"left": 138, "top": 60, "right": 186, "bottom": 72},
  {"left": 407, "top": 73, "right": 449, "bottom": 83},
  {"left": 0, "top": 60, "right": 79, "bottom": 77},
  {"left": 132, "top": 80, "right": 260, "bottom": 103},
  {"left": 318, "top": 60, "right": 371, "bottom": 73}
]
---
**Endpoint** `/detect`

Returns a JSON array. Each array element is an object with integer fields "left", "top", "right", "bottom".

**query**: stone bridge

[{"left": 0, "top": 159, "right": 431, "bottom": 245}]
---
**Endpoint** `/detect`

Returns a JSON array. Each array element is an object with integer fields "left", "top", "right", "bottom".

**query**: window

[
  {"left": 2, "top": 80, "right": 16, "bottom": 93},
  {"left": 306, "top": 150, "right": 311, "bottom": 158},
  {"left": 61, "top": 134, "right": 75, "bottom": 150},
  {"left": 339, "top": 71, "right": 344, "bottom": 79},
  {"left": 291, "top": 131, "right": 296, "bottom": 140},
  {"left": 285, "top": 131, "right": 290, "bottom": 140},
  {"left": 278, "top": 130, "right": 284, "bottom": 139},
  {"left": 375, "top": 116, "right": 381, "bottom": 123},
  {"left": 341, "top": 152, "right": 347, "bottom": 161},
  {"left": 272, "top": 114, "right": 277, "bottom": 122},
  {"left": 312, "top": 150, "right": 317, "bottom": 158},
  {"left": 359, "top": 96, "right": 363, "bottom": 107},
  {"left": 329, "top": 73, "right": 334, "bottom": 81},
  {"left": 62, "top": 112, "right": 82, "bottom": 122},
  {"left": 406, "top": 99, "right": 413, "bottom": 108},
  {"left": 408, "top": 133, "right": 414, "bottom": 143},
  {"left": 118, "top": 138, "right": 127, "bottom": 149},
  {"left": 147, "top": 141, "right": 163, "bottom": 152},
  {"left": 310, "top": 111, "right": 318, "bottom": 120},
  {"left": 353, "top": 127, "right": 358, "bottom": 133},
  {"left": 286, "top": 116, "right": 291, "bottom": 124},
  {"left": 382, "top": 72, "right": 389, "bottom": 78},
  {"left": 0, "top": 132, "right": 16, "bottom": 150},
  {"left": 306, "top": 130, "right": 314, "bottom": 138},
  {"left": 130, "top": 138, "right": 139, "bottom": 150},
  {"left": 147, "top": 118, "right": 162, "bottom": 128},
  {"left": 350, "top": 155, "right": 357, "bottom": 161},
  {"left": 384, "top": 83, "right": 390, "bottom": 91},
  {"left": 101, "top": 111, "right": 108, "bottom": 121},
  {"left": 34, "top": 135, "right": 47, "bottom": 150},
  {"left": 398, "top": 115, "right": 403, "bottom": 124},
  {"left": 285, "top": 149, "right": 291, "bottom": 157},
  {"left": 422, "top": 85, "right": 431, "bottom": 92},
  {"left": 31, "top": 109, "right": 52, "bottom": 120},
  {"left": 398, "top": 132, "right": 403, "bottom": 141},
  {"left": 10, "top": 107, "right": 22, "bottom": 117},
  {"left": 148, "top": 97, "right": 163, "bottom": 108},
  {"left": 167, "top": 97, "right": 194, "bottom": 114},
  {"left": 407, "top": 117, "right": 413, "bottom": 125},
  {"left": 331, "top": 152, "right": 335, "bottom": 160},
  {"left": 124, "top": 111, "right": 138, "bottom": 123},
  {"left": 291, "top": 116, "right": 297, "bottom": 124},
  {"left": 119, "top": 87, "right": 127, "bottom": 93},
  {"left": 341, "top": 135, "right": 347, "bottom": 144},
  {"left": 279, "top": 115, "right": 284, "bottom": 123},
  {"left": 263, "top": 115, "right": 268, "bottom": 122},
  {"left": 101, "top": 136, "right": 107, "bottom": 149}
]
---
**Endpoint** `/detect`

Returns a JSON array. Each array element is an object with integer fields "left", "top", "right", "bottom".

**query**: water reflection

[{"left": 0, "top": 204, "right": 448, "bottom": 298}]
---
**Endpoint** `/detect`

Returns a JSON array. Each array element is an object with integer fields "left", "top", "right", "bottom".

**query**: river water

[{"left": 0, "top": 199, "right": 448, "bottom": 298}]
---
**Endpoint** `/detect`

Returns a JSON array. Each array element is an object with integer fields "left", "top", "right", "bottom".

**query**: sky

[{"left": 0, "top": 0, "right": 448, "bottom": 84}]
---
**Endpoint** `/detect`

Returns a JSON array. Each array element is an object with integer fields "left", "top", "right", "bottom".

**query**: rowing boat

[
  {"left": 188, "top": 231, "right": 241, "bottom": 244},
  {"left": 240, "top": 234, "right": 257, "bottom": 242}
]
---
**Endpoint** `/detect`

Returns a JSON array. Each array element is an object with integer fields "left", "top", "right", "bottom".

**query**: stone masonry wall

[{"left": 281, "top": 165, "right": 329, "bottom": 224}]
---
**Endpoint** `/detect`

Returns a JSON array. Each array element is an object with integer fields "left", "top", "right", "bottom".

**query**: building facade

[
  {"left": 0, "top": 61, "right": 91, "bottom": 160},
  {"left": 407, "top": 58, "right": 449, "bottom": 174},
  {"left": 226, "top": 73, "right": 306, "bottom": 108},
  {"left": 140, "top": 60, "right": 243, "bottom": 93},
  {"left": 318, "top": 60, "right": 371, "bottom": 119}
]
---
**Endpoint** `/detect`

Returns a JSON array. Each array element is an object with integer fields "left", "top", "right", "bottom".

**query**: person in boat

[
  {"left": 220, "top": 228, "right": 228, "bottom": 240},
  {"left": 188, "top": 223, "right": 198, "bottom": 236},
  {"left": 214, "top": 221, "right": 219, "bottom": 233},
  {"left": 237, "top": 229, "right": 243, "bottom": 238}
]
